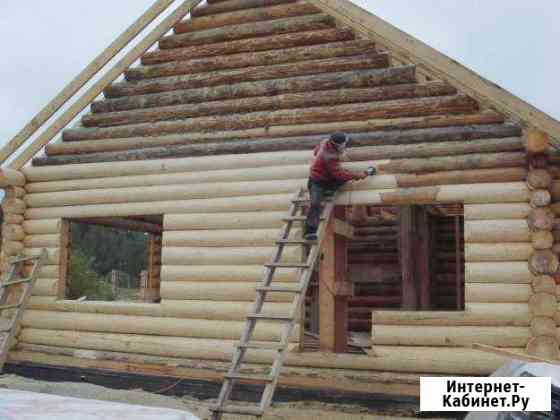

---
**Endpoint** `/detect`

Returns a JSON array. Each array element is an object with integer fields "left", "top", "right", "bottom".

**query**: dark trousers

[{"left": 304, "top": 179, "right": 347, "bottom": 235}]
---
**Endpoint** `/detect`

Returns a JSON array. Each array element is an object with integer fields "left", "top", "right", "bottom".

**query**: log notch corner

[
  {"left": 525, "top": 131, "right": 560, "bottom": 359},
  {"left": 0, "top": 169, "right": 26, "bottom": 271}
]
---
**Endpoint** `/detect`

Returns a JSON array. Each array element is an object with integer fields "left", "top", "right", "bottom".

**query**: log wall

[{"left": 1, "top": 0, "right": 542, "bottom": 376}]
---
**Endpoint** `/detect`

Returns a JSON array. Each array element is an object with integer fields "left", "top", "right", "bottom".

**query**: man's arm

[{"left": 325, "top": 156, "right": 366, "bottom": 181}]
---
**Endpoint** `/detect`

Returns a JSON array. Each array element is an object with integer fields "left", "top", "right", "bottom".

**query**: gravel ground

[{"left": 0, "top": 374, "right": 437, "bottom": 420}]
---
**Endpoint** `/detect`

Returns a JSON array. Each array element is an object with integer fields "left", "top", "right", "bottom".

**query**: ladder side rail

[
  {"left": 8, "top": 0, "right": 204, "bottom": 169},
  {"left": 0, "top": 263, "right": 19, "bottom": 305}
]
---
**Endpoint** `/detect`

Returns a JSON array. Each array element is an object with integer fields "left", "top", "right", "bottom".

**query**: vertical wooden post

[
  {"left": 58, "top": 219, "right": 71, "bottom": 299},
  {"left": 319, "top": 207, "right": 348, "bottom": 353},
  {"left": 399, "top": 206, "right": 418, "bottom": 309},
  {"left": 416, "top": 207, "right": 431, "bottom": 310}
]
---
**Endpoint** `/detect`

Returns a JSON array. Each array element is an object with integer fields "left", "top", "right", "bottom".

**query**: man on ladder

[{"left": 304, "top": 132, "right": 374, "bottom": 240}]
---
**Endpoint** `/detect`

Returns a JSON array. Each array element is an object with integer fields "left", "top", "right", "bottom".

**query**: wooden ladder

[
  {"left": 0, "top": 249, "right": 48, "bottom": 372},
  {"left": 210, "top": 189, "right": 335, "bottom": 419}
]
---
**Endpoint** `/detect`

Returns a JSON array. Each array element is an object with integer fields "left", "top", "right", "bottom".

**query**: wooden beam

[
  {"left": 333, "top": 217, "right": 354, "bottom": 239},
  {"left": 307, "top": 0, "right": 560, "bottom": 145},
  {"left": 7, "top": 0, "right": 203, "bottom": 169},
  {"left": 399, "top": 206, "right": 418, "bottom": 310},
  {"left": 416, "top": 207, "right": 431, "bottom": 309}
]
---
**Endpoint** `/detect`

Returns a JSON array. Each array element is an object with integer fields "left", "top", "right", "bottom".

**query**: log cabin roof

[{"left": 14, "top": 0, "right": 559, "bottom": 167}]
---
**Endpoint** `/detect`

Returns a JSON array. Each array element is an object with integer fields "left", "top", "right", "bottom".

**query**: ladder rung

[
  {"left": 247, "top": 313, "right": 292, "bottom": 322},
  {"left": 265, "top": 263, "right": 310, "bottom": 269},
  {"left": 9, "top": 256, "right": 40, "bottom": 264},
  {"left": 276, "top": 239, "right": 317, "bottom": 245},
  {"left": 283, "top": 216, "right": 325, "bottom": 222},
  {"left": 225, "top": 373, "right": 274, "bottom": 383},
  {"left": 256, "top": 286, "right": 302, "bottom": 294},
  {"left": 236, "top": 342, "right": 286, "bottom": 351},
  {"left": 211, "top": 405, "right": 264, "bottom": 416},
  {"left": 2, "top": 277, "right": 33, "bottom": 287},
  {"left": 0, "top": 304, "right": 21, "bottom": 311}
]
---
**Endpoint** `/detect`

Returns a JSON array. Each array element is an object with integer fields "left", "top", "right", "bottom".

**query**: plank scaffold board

[
  {"left": 0, "top": 248, "right": 48, "bottom": 371},
  {"left": 210, "top": 189, "right": 335, "bottom": 419}
]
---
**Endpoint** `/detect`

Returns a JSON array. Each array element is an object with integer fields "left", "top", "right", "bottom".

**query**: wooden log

[
  {"left": 64, "top": 94, "right": 476, "bottom": 142},
  {"left": 162, "top": 229, "right": 298, "bottom": 247},
  {"left": 372, "top": 303, "right": 530, "bottom": 327},
  {"left": 530, "top": 316, "right": 557, "bottom": 337},
  {"left": 531, "top": 230, "right": 554, "bottom": 250},
  {"left": 529, "top": 250, "right": 559, "bottom": 275},
  {"left": 371, "top": 325, "right": 530, "bottom": 347},
  {"left": 465, "top": 262, "right": 533, "bottom": 284},
  {"left": 2, "top": 199, "right": 25, "bottom": 214},
  {"left": 3, "top": 241, "right": 24, "bottom": 256},
  {"left": 23, "top": 248, "right": 59, "bottom": 265},
  {"left": 18, "top": 328, "right": 514, "bottom": 374},
  {"left": 2, "top": 224, "right": 25, "bottom": 241},
  {"left": 0, "top": 169, "right": 25, "bottom": 187},
  {"left": 164, "top": 212, "right": 285, "bottom": 230},
  {"left": 142, "top": 27, "right": 352, "bottom": 68},
  {"left": 24, "top": 183, "right": 531, "bottom": 220},
  {"left": 529, "top": 293, "right": 557, "bottom": 317},
  {"left": 532, "top": 276, "right": 556, "bottom": 295},
  {"left": 528, "top": 208, "right": 555, "bottom": 231},
  {"left": 191, "top": 0, "right": 297, "bottom": 17},
  {"left": 161, "top": 14, "right": 333, "bottom": 49},
  {"left": 530, "top": 190, "right": 551, "bottom": 208},
  {"left": 23, "top": 265, "right": 60, "bottom": 279},
  {"left": 527, "top": 169, "right": 552, "bottom": 190},
  {"left": 464, "top": 203, "right": 531, "bottom": 221},
  {"left": 77, "top": 217, "right": 162, "bottom": 234},
  {"left": 45, "top": 126, "right": 520, "bottom": 161},
  {"left": 525, "top": 130, "right": 549, "bottom": 156},
  {"left": 84, "top": 83, "right": 455, "bottom": 129},
  {"left": 465, "top": 243, "right": 532, "bottom": 262},
  {"left": 4, "top": 187, "right": 26, "bottom": 199},
  {"left": 160, "top": 281, "right": 296, "bottom": 302},
  {"left": 161, "top": 265, "right": 298, "bottom": 282},
  {"left": 464, "top": 220, "right": 530, "bottom": 243},
  {"left": 27, "top": 296, "right": 292, "bottom": 321},
  {"left": 3, "top": 214, "right": 24, "bottom": 224},
  {"left": 31, "top": 278, "right": 59, "bottom": 297},
  {"left": 23, "top": 235, "right": 62, "bottom": 248},
  {"left": 22, "top": 310, "right": 298, "bottom": 342},
  {"left": 161, "top": 246, "right": 299, "bottom": 265},
  {"left": 173, "top": 1, "right": 321, "bottom": 34},
  {"left": 22, "top": 219, "right": 61, "bottom": 235},
  {"left": 526, "top": 336, "right": 560, "bottom": 360},
  {"left": 116, "top": 53, "right": 389, "bottom": 101},
  {"left": 466, "top": 284, "right": 531, "bottom": 303},
  {"left": 139, "top": 37, "right": 374, "bottom": 73}
]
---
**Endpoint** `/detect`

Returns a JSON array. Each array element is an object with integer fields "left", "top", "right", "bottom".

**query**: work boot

[{"left": 304, "top": 232, "right": 318, "bottom": 241}]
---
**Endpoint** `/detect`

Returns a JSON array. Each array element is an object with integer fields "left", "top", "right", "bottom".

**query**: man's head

[{"left": 329, "top": 132, "right": 349, "bottom": 153}]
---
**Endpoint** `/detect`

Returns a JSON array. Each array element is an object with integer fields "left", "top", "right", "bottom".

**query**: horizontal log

[
  {"left": 371, "top": 325, "right": 530, "bottom": 347},
  {"left": 85, "top": 82, "right": 454, "bottom": 129},
  {"left": 190, "top": 0, "right": 297, "bottom": 17},
  {"left": 465, "top": 262, "right": 533, "bottom": 284},
  {"left": 22, "top": 219, "right": 61, "bottom": 235},
  {"left": 173, "top": 1, "right": 320, "bottom": 33},
  {"left": 530, "top": 190, "right": 551, "bottom": 208},
  {"left": 161, "top": 14, "right": 333, "bottom": 49},
  {"left": 19, "top": 328, "right": 513, "bottom": 374},
  {"left": 527, "top": 169, "right": 552, "bottom": 190},
  {"left": 23, "top": 265, "right": 60, "bottom": 279},
  {"left": 532, "top": 276, "right": 556, "bottom": 295},
  {"left": 22, "top": 310, "right": 297, "bottom": 342},
  {"left": 531, "top": 316, "right": 557, "bottom": 337},
  {"left": 164, "top": 212, "right": 286, "bottom": 230},
  {"left": 45, "top": 126, "right": 520, "bottom": 162},
  {"left": 3, "top": 241, "right": 24, "bottom": 256},
  {"left": 140, "top": 38, "right": 373, "bottom": 76},
  {"left": 5, "top": 186, "right": 26, "bottom": 199},
  {"left": 162, "top": 229, "right": 298, "bottom": 247},
  {"left": 527, "top": 336, "right": 560, "bottom": 360},
  {"left": 3, "top": 224, "right": 25, "bottom": 241},
  {"left": 3, "top": 214, "right": 24, "bottom": 224},
  {"left": 64, "top": 94, "right": 475, "bottom": 142},
  {"left": 372, "top": 303, "right": 530, "bottom": 327},
  {"left": 32, "top": 278, "right": 59, "bottom": 297},
  {"left": 100, "top": 59, "right": 413, "bottom": 113},
  {"left": 23, "top": 248, "right": 59, "bottom": 265},
  {"left": 2, "top": 198, "right": 25, "bottom": 214},
  {"left": 0, "top": 168, "right": 25, "bottom": 187},
  {"left": 464, "top": 220, "right": 530, "bottom": 243},
  {"left": 526, "top": 130, "right": 549, "bottom": 156},
  {"left": 528, "top": 208, "right": 555, "bottom": 231},
  {"left": 161, "top": 246, "right": 299, "bottom": 265},
  {"left": 530, "top": 293, "right": 557, "bottom": 318},
  {"left": 24, "top": 183, "right": 531, "bottom": 220},
  {"left": 161, "top": 265, "right": 298, "bottom": 282},
  {"left": 529, "top": 250, "right": 559, "bottom": 275},
  {"left": 28, "top": 296, "right": 292, "bottom": 321},
  {"left": 160, "top": 281, "right": 296, "bottom": 302},
  {"left": 466, "top": 283, "right": 531, "bottom": 303},
  {"left": 465, "top": 243, "right": 532, "bottom": 262},
  {"left": 77, "top": 217, "right": 162, "bottom": 234},
  {"left": 23, "top": 234, "right": 61, "bottom": 248},
  {"left": 142, "top": 27, "right": 353, "bottom": 68}
]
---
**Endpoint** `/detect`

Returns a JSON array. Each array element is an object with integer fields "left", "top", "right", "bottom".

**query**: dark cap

[{"left": 329, "top": 132, "right": 348, "bottom": 144}]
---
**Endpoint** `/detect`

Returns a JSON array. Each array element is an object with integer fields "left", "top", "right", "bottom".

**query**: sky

[{"left": 0, "top": 0, "right": 559, "bottom": 149}]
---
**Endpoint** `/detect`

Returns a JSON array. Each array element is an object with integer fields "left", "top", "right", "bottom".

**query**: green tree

[{"left": 67, "top": 250, "right": 115, "bottom": 301}]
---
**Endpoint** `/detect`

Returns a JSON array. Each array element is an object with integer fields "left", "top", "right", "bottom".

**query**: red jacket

[{"left": 309, "top": 139, "right": 356, "bottom": 182}]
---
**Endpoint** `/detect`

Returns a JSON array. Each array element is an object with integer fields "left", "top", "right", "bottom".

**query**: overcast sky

[{"left": 0, "top": 0, "right": 559, "bottom": 148}]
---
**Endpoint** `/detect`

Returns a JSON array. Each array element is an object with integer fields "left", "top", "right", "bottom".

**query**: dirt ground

[{"left": 0, "top": 374, "right": 441, "bottom": 420}]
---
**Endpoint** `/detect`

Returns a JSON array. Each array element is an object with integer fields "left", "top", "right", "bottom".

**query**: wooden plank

[
  {"left": 0, "top": 0, "right": 177, "bottom": 166},
  {"left": 57, "top": 220, "right": 70, "bottom": 300},
  {"left": 399, "top": 206, "right": 417, "bottom": 309},
  {"left": 472, "top": 343, "right": 560, "bottom": 365},
  {"left": 416, "top": 207, "right": 431, "bottom": 309},
  {"left": 307, "top": 0, "right": 560, "bottom": 145},
  {"left": 7, "top": 0, "right": 203, "bottom": 169}
]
